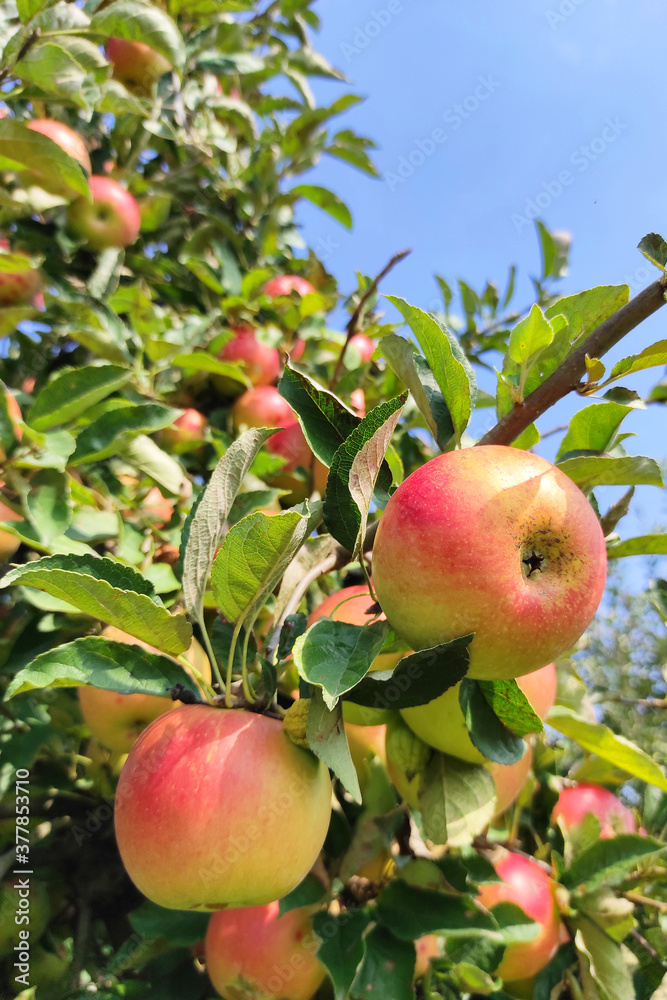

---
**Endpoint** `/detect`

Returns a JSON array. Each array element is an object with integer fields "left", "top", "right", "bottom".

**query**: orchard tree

[{"left": 2, "top": 2, "right": 667, "bottom": 1000}]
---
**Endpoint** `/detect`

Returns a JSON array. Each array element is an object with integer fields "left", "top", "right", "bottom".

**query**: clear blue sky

[{"left": 297, "top": 0, "right": 667, "bottom": 573}]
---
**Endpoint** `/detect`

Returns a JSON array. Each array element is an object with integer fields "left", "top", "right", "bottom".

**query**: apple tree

[{"left": 1, "top": 1, "right": 667, "bottom": 999}]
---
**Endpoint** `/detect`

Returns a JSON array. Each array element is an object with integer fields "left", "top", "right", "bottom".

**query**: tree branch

[{"left": 478, "top": 278, "right": 667, "bottom": 447}]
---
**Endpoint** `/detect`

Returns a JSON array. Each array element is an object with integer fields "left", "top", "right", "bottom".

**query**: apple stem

[
  {"left": 225, "top": 619, "right": 244, "bottom": 708},
  {"left": 177, "top": 655, "right": 216, "bottom": 702}
]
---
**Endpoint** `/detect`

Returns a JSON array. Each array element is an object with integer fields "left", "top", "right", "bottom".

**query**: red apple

[
  {"left": 490, "top": 745, "right": 534, "bottom": 816},
  {"left": 266, "top": 421, "right": 313, "bottom": 503},
  {"left": 0, "top": 245, "right": 43, "bottom": 308},
  {"left": 476, "top": 853, "right": 562, "bottom": 983},
  {"left": 106, "top": 37, "right": 171, "bottom": 94},
  {"left": 114, "top": 705, "right": 332, "bottom": 910},
  {"left": 25, "top": 119, "right": 91, "bottom": 194},
  {"left": 552, "top": 783, "right": 637, "bottom": 840},
  {"left": 309, "top": 585, "right": 405, "bottom": 680},
  {"left": 160, "top": 408, "right": 207, "bottom": 450},
  {"left": 373, "top": 446, "right": 607, "bottom": 680},
  {"left": 348, "top": 334, "right": 374, "bottom": 364},
  {"left": 350, "top": 388, "right": 366, "bottom": 415},
  {"left": 288, "top": 337, "right": 306, "bottom": 362},
  {"left": 78, "top": 627, "right": 211, "bottom": 753},
  {"left": 231, "top": 385, "right": 296, "bottom": 431},
  {"left": 264, "top": 275, "right": 315, "bottom": 298},
  {"left": 205, "top": 900, "right": 325, "bottom": 1000},
  {"left": 220, "top": 325, "right": 280, "bottom": 387},
  {"left": 415, "top": 934, "right": 440, "bottom": 979},
  {"left": 141, "top": 486, "right": 174, "bottom": 527},
  {"left": 67, "top": 176, "right": 141, "bottom": 250}
]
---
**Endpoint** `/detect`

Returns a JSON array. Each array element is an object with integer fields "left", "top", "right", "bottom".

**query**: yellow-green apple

[
  {"left": 160, "top": 407, "right": 207, "bottom": 450},
  {"left": 77, "top": 626, "right": 210, "bottom": 753},
  {"left": 231, "top": 385, "right": 296, "bottom": 432},
  {"left": 476, "top": 852, "right": 562, "bottom": 984},
  {"left": 415, "top": 935, "right": 440, "bottom": 979},
  {"left": 67, "top": 176, "right": 141, "bottom": 250},
  {"left": 266, "top": 421, "right": 313, "bottom": 504},
  {"left": 220, "top": 324, "right": 280, "bottom": 387},
  {"left": 205, "top": 900, "right": 325, "bottom": 1000},
  {"left": 114, "top": 705, "right": 332, "bottom": 910},
  {"left": 0, "top": 877, "right": 50, "bottom": 956},
  {"left": 264, "top": 275, "right": 315, "bottom": 298},
  {"left": 373, "top": 446, "right": 606, "bottom": 680},
  {"left": 25, "top": 119, "right": 91, "bottom": 194},
  {"left": 0, "top": 242, "right": 43, "bottom": 308},
  {"left": 106, "top": 38, "right": 171, "bottom": 94},
  {"left": 348, "top": 334, "right": 374, "bottom": 364},
  {"left": 552, "top": 783, "right": 638, "bottom": 840},
  {"left": 0, "top": 392, "right": 23, "bottom": 459},
  {"left": 346, "top": 721, "right": 386, "bottom": 786},
  {"left": 400, "top": 662, "right": 557, "bottom": 763}
]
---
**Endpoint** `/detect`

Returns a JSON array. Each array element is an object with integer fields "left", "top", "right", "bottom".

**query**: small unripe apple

[
  {"left": 25, "top": 119, "right": 91, "bottom": 194},
  {"left": 115, "top": 705, "right": 332, "bottom": 910},
  {"left": 0, "top": 247, "right": 43, "bottom": 308},
  {"left": 552, "top": 783, "right": 637, "bottom": 840},
  {"left": 476, "top": 853, "right": 562, "bottom": 983},
  {"left": 160, "top": 408, "right": 207, "bottom": 450},
  {"left": 205, "top": 900, "right": 325, "bottom": 1000},
  {"left": 264, "top": 275, "right": 315, "bottom": 298},
  {"left": 67, "top": 175, "right": 141, "bottom": 250},
  {"left": 348, "top": 334, "right": 374, "bottom": 364},
  {"left": 106, "top": 37, "right": 171, "bottom": 94},
  {"left": 373, "top": 446, "right": 607, "bottom": 680},
  {"left": 0, "top": 878, "right": 50, "bottom": 956},
  {"left": 220, "top": 325, "right": 281, "bottom": 387},
  {"left": 231, "top": 385, "right": 296, "bottom": 431},
  {"left": 266, "top": 421, "right": 312, "bottom": 504}
]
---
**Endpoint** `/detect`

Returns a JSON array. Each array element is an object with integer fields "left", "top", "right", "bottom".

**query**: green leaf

[
  {"left": 25, "top": 470, "right": 71, "bottom": 545},
  {"left": 378, "top": 334, "right": 454, "bottom": 449},
  {"left": 607, "top": 534, "right": 667, "bottom": 559},
  {"left": 6, "top": 636, "right": 196, "bottom": 700},
  {"left": 17, "top": 0, "right": 50, "bottom": 21},
  {"left": 291, "top": 184, "right": 352, "bottom": 229},
  {"left": 90, "top": 0, "right": 185, "bottom": 71},
  {"left": 545, "top": 285, "right": 630, "bottom": 345},
  {"left": 419, "top": 753, "right": 496, "bottom": 846},
  {"left": 0, "top": 555, "right": 191, "bottom": 656},
  {"left": 376, "top": 880, "right": 496, "bottom": 940},
  {"left": 459, "top": 679, "right": 526, "bottom": 765},
  {"left": 573, "top": 914, "right": 636, "bottom": 1000},
  {"left": 294, "top": 619, "right": 389, "bottom": 709},
  {"left": 548, "top": 706, "right": 667, "bottom": 792},
  {"left": 350, "top": 926, "right": 415, "bottom": 1000},
  {"left": 306, "top": 690, "right": 361, "bottom": 802},
  {"left": 479, "top": 680, "right": 543, "bottom": 737},
  {"left": 16, "top": 40, "right": 104, "bottom": 111},
  {"left": 122, "top": 435, "right": 184, "bottom": 495},
  {"left": 129, "top": 900, "right": 210, "bottom": 947},
  {"left": 508, "top": 304, "right": 554, "bottom": 365},
  {"left": 0, "top": 388, "right": 18, "bottom": 460},
  {"left": 556, "top": 402, "right": 633, "bottom": 461},
  {"left": 0, "top": 119, "right": 89, "bottom": 198},
  {"left": 171, "top": 353, "right": 249, "bottom": 387},
  {"left": 387, "top": 296, "right": 476, "bottom": 444},
  {"left": 637, "top": 232, "right": 667, "bottom": 272},
  {"left": 71, "top": 404, "right": 180, "bottom": 464},
  {"left": 278, "top": 873, "right": 326, "bottom": 917},
  {"left": 27, "top": 365, "right": 131, "bottom": 431},
  {"left": 278, "top": 364, "right": 360, "bottom": 467},
  {"left": 562, "top": 834, "right": 665, "bottom": 892},
  {"left": 606, "top": 339, "right": 667, "bottom": 383},
  {"left": 557, "top": 454, "right": 663, "bottom": 490},
  {"left": 314, "top": 909, "right": 369, "bottom": 1000},
  {"left": 323, "top": 393, "right": 406, "bottom": 555}
]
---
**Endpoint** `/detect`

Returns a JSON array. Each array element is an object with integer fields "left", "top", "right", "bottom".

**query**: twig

[
  {"left": 266, "top": 551, "right": 338, "bottom": 661},
  {"left": 624, "top": 891, "right": 667, "bottom": 913},
  {"left": 478, "top": 278, "right": 667, "bottom": 447},
  {"left": 330, "top": 249, "right": 411, "bottom": 389}
]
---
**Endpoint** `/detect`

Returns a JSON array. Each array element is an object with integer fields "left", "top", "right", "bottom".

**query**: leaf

[
  {"left": 508, "top": 304, "right": 554, "bottom": 365},
  {"left": 342, "top": 637, "right": 472, "bottom": 712},
  {"left": 129, "top": 901, "right": 209, "bottom": 947},
  {"left": 376, "top": 881, "right": 496, "bottom": 940},
  {"left": 607, "top": 534, "right": 667, "bottom": 559},
  {"left": 574, "top": 915, "right": 636, "bottom": 1000},
  {"left": 387, "top": 296, "right": 476, "bottom": 444},
  {"left": 556, "top": 403, "right": 633, "bottom": 462},
  {"left": 6, "top": 636, "right": 197, "bottom": 700},
  {"left": 17, "top": 0, "right": 50, "bottom": 21},
  {"left": 561, "top": 834, "right": 665, "bottom": 892},
  {"left": 0, "top": 119, "right": 89, "bottom": 197},
  {"left": 171, "top": 353, "right": 249, "bottom": 387},
  {"left": 323, "top": 393, "right": 406, "bottom": 555},
  {"left": 278, "top": 873, "right": 326, "bottom": 917},
  {"left": 378, "top": 334, "right": 454, "bottom": 449},
  {"left": 27, "top": 365, "right": 131, "bottom": 431},
  {"left": 1, "top": 555, "right": 191, "bottom": 656},
  {"left": 606, "top": 339, "right": 667, "bottom": 383},
  {"left": 548, "top": 706, "right": 667, "bottom": 792},
  {"left": 0, "top": 388, "right": 18, "bottom": 459},
  {"left": 292, "top": 184, "right": 352, "bottom": 229},
  {"left": 71, "top": 404, "right": 179, "bottom": 464},
  {"left": 459, "top": 679, "right": 526, "bottom": 765},
  {"left": 350, "top": 926, "right": 415, "bottom": 1000},
  {"left": 293, "top": 619, "right": 389, "bottom": 709},
  {"left": 545, "top": 285, "right": 630, "bottom": 345},
  {"left": 122, "top": 435, "right": 184, "bottom": 495},
  {"left": 90, "top": 0, "right": 185, "bottom": 71},
  {"left": 182, "top": 429, "right": 276, "bottom": 626},
  {"left": 26, "top": 469, "right": 71, "bottom": 545},
  {"left": 278, "top": 364, "right": 360, "bottom": 466},
  {"left": 419, "top": 753, "right": 496, "bottom": 846},
  {"left": 306, "top": 690, "right": 361, "bottom": 802},
  {"left": 479, "top": 680, "right": 543, "bottom": 737},
  {"left": 314, "top": 909, "right": 369, "bottom": 1000},
  {"left": 557, "top": 455, "right": 663, "bottom": 490},
  {"left": 637, "top": 232, "right": 667, "bottom": 272}
]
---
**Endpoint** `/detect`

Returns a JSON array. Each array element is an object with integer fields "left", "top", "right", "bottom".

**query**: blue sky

[{"left": 296, "top": 0, "right": 667, "bottom": 574}]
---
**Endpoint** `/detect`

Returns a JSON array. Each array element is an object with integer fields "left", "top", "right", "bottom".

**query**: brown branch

[
  {"left": 478, "top": 278, "right": 667, "bottom": 447},
  {"left": 330, "top": 249, "right": 411, "bottom": 389}
]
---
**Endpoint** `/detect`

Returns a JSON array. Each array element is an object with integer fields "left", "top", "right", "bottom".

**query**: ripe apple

[
  {"left": 373, "top": 446, "right": 607, "bottom": 681},
  {"left": 348, "top": 334, "right": 375, "bottom": 364},
  {"left": 476, "top": 853, "right": 562, "bottom": 983},
  {"left": 205, "top": 900, "right": 325, "bottom": 1000},
  {"left": 0, "top": 245, "right": 43, "bottom": 308},
  {"left": 489, "top": 745, "right": 534, "bottom": 816},
  {"left": 114, "top": 705, "right": 332, "bottom": 910},
  {"left": 67, "top": 175, "right": 141, "bottom": 250},
  {"left": 266, "top": 421, "right": 313, "bottom": 504},
  {"left": 160, "top": 407, "right": 207, "bottom": 450},
  {"left": 400, "top": 662, "right": 557, "bottom": 764},
  {"left": 346, "top": 721, "right": 386, "bottom": 785},
  {"left": 77, "top": 626, "right": 211, "bottom": 753},
  {"left": 0, "top": 877, "right": 50, "bottom": 956},
  {"left": 0, "top": 498, "right": 22, "bottom": 561},
  {"left": 220, "top": 324, "right": 281, "bottom": 387},
  {"left": 106, "top": 37, "right": 171, "bottom": 94},
  {"left": 25, "top": 119, "right": 91, "bottom": 194},
  {"left": 288, "top": 337, "right": 306, "bottom": 362},
  {"left": 141, "top": 486, "right": 174, "bottom": 527},
  {"left": 350, "top": 388, "right": 366, "bottom": 415},
  {"left": 232, "top": 385, "right": 296, "bottom": 432},
  {"left": 552, "top": 783, "right": 637, "bottom": 840},
  {"left": 415, "top": 934, "right": 440, "bottom": 979},
  {"left": 264, "top": 275, "right": 315, "bottom": 298}
]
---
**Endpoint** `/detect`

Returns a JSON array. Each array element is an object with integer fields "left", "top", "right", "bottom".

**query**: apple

[
  {"left": 552, "top": 783, "right": 637, "bottom": 840},
  {"left": 350, "top": 388, "right": 366, "bottom": 415},
  {"left": 25, "top": 119, "right": 91, "bottom": 194},
  {"left": 67, "top": 175, "right": 141, "bottom": 250},
  {"left": 348, "top": 334, "right": 375, "bottom": 364},
  {"left": 490, "top": 745, "right": 534, "bottom": 816},
  {"left": 205, "top": 900, "right": 325, "bottom": 1000},
  {"left": 106, "top": 37, "right": 171, "bottom": 94},
  {"left": 373, "top": 446, "right": 607, "bottom": 681},
  {"left": 232, "top": 385, "right": 296, "bottom": 432},
  {"left": 288, "top": 337, "right": 306, "bottom": 362},
  {"left": 415, "top": 934, "right": 440, "bottom": 979},
  {"left": 141, "top": 486, "right": 174, "bottom": 527},
  {"left": 0, "top": 877, "right": 50, "bottom": 956},
  {"left": 264, "top": 275, "right": 315, "bottom": 298},
  {"left": 0, "top": 244, "right": 43, "bottom": 308},
  {"left": 476, "top": 852, "right": 562, "bottom": 983},
  {"left": 309, "top": 584, "right": 405, "bottom": 678},
  {"left": 356, "top": 849, "right": 394, "bottom": 882},
  {"left": 313, "top": 459, "right": 328, "bottom": 497},
  {"left": 220, "top": 324, "right": 280, "bottom": 387},
  {"left": 77, "top": 626, "right": 211, "bottom": 753},
  {"left": 346, "top": 721, "right": 386, "bottom": 783},
  {"left": 400, "top": 662, "right": 557, "bottom": 764},
  {"left": 0, "top": 498, "right": 22, "bottom": 561},
  {"left": 20, "top": 944, "right": 70, "bottom": 994},
  {"left": 266, "top": 421, "right": 313, "bottom": 504},
  {"left": 160, "top": 407, "right": 207, "bottom": 450},
  {"left": 114, "top": 705, "right": 332, "bottom": 910}
]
